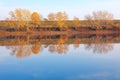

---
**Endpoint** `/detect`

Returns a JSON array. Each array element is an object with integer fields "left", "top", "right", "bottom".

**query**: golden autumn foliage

[
  {"left": 0, "top": 8, "right": 119, "bottom": 32},
  {"left": 31, "top": 12, "right": 41, "bottom": 27},
  {"left": 56, "top": 11, "right": 68, "bottom": 30},
  {"left": 9, "top": 8, "right": 31, "bottom": 30}
]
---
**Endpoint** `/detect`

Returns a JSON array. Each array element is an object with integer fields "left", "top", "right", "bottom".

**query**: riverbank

[{"left": 0, "top": 30, "right": 120, "bottom": 37}]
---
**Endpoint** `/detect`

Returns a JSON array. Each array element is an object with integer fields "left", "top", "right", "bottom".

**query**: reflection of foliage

[
  {"left": 6, "top": 37, "right": 42, "bottom": 58},
  {"left": 31, "top": 41, "right": 42, "bottom": 54},
  {"left": 4, "top": 34, "right": 118, "bottom": 58},
  {"left": 48, "top": 37, "right": 69, "bottom": 54},
  {"left": 57, "top": 44, "right": 68, "bottom": 54},
  {"left": 7, "top": 43, "right": 42, "bottom": 58},
  {"left": 57, "top": 37, "right": 68, "bottom": 54},
  {"left": 48, "top": 44, "right": 69, "bottom": 54},
  {"left": 73, "top": 38, "right": 81, "bottom": 49},
  {"left": 7, "top": 45, "right": 32, "bottom": 58},
  {"left": 85, "top": 35, "right": 114, "bottom": 53},
  {"left": 49, "top": 45, "right": 56, "bottom": 53},
  {"left": 85, "top": 43, "right": 113, "bottom": 53}
]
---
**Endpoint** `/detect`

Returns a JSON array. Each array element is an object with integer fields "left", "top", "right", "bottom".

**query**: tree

[
  {"left": 5, "top": 18, "right": 15, "bottom": 29},
  {"left": 31, "top": 12, "right": 41, "bottom": 27},
  {"left": 56, "top": 11, "right": 68, "bottom": 30},
  {"left": 47, "top": 13, "right": 56, "bottom": 30},
  {"left": 48, "top": 13, "right": 55, "bottom": 21},
  {"left": 9, "top": 8, "right": 31, "bottom": 31},
  {"left": 85, "top": 14, "right": 94, "bottom": 28},
  {"left": 73, "top": 16, "right": 81, "bottom": 30},
  {"left": 63, "top": 12, "right": 68, "bottom": 30},
  {"left": 85, "top": 11, "right": 114, "bottom": 29},
  {"left": 63, "top": 12, "right": 68, "bottom": 21}
]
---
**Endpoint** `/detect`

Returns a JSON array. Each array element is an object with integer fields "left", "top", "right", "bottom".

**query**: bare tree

[
  {"left": 73, "top": 16, "right": 81, "bottom": 30},
  {"left": 85, "top": 11, "right": 114, "bottom": 29}
]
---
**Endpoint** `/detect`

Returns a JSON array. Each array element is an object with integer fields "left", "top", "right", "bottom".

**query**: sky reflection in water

[{"left": 0, "top": 43, "right": 120, "bottom": 80}]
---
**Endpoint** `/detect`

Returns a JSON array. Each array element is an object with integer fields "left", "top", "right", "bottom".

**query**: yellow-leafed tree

[
  {"left": 31, "top": 12, "right": 41, "bottom": 27},
  {"left": 56, "top": 11, "right": 68, "bottom": 31},
  {"left": 9, "top": 8, "right": 31, "bottom": 31}
]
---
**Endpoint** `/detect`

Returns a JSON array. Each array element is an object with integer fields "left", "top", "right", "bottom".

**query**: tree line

[{"left": 0, "top": 8, "right": 120, "bottom": 32}]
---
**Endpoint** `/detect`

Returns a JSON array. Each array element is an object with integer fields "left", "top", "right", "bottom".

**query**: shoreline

[{"left": 0, "top": 30, "right": 120, "bottom": 36}]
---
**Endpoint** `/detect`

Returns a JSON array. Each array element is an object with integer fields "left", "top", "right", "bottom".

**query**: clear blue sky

[{"left": 0, "top": 0, "right": 120, "bottom": 20}]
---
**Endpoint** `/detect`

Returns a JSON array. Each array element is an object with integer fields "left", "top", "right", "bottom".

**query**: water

[{"left": 0, "top": 34, "right": 120, "bottom": 80}]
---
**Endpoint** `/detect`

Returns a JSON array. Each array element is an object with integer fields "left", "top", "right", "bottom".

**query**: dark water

[{"left": 0, "top": 34, "right": 120, "bottom": 80}]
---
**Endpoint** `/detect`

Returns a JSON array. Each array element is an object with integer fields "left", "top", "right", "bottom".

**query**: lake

[{"left": 0, "top": 33, "right": 120, "bottom": 80}]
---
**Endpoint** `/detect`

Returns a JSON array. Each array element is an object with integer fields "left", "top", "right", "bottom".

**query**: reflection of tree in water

[
  {"left": 7, "top": 45, "right": 32, "bottom": 58},
  {"left": 6, "top": 35, "right": 70, "bottom": 58},
  {"left": 73, "top": 37, "right": 81, "bottom": 49},
  {"left": 49, "top": 45, "right": 56, "bottom": 53},
  {"left": 57, "top": 44, "right": 68, "bottom": 54},
  {"left": 5, "top": 34, "right": 117, "bottom": 58},
  {"left": 6, "top": 39, "right": 42, "bottom": 58},
  {"left": 31, "top": 41, "right": 42, "bottom": 54},
  {"left": 85, "top": 35, "right": 114, "bottom": 54},
  {"left": 57, "top": 37, "right": 69, "bottom": 54},
  {"left": 85, "top": 43, "right": 113, "bottom": 53},
  {"left": 48, "top": 37, "right": 69, "bottom": 54}
]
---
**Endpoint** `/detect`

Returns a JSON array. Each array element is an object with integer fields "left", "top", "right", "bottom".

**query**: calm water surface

[{"left": 0, "top": 34, "right": 120, "bottom": 80}]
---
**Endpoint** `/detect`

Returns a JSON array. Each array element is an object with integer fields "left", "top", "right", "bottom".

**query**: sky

[{"left": 0, "top": 0, "right": 120, "bottom": 20}]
